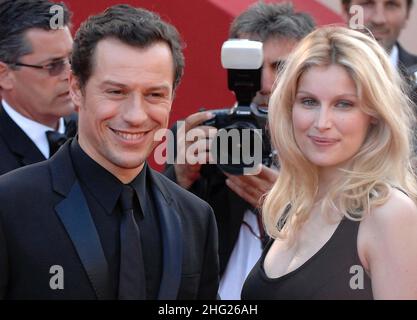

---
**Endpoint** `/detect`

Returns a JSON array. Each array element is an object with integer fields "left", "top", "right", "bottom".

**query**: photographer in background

[{"left": 164, "top": 2, "right": 315, "bottom": 299}]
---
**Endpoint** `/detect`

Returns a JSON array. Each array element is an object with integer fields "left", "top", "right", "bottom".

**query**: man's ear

[
  {"left": 69, "top": 72, "right": 83, "bottom": 112},
  {"left": 0, "top": 61, "right": 15, "bottom": 91}
]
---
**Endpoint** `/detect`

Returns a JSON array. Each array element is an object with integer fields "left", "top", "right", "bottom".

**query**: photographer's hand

[
  {"left": 224, "top": 165, "right": 278, "bottom": 208},
  {"left": 174, "top": 111, "right": 217, "bottom": 189}
]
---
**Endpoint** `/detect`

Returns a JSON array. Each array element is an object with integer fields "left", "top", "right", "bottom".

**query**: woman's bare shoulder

[{"left": 358, "top": 187, "right": 417, "bottom": 299}]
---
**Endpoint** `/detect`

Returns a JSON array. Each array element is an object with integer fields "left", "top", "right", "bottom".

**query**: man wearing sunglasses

[{"left": 0, "top": 0, "right": 75, "bottom": 175}]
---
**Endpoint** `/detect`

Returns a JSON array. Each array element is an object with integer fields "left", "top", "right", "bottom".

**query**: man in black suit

[
  {"left": 164, "top": 3, "right": 315, "bottom": 299},
  {"left": 0, "top": 0, "right": 75, "bottom": 175},
  {"left": 0, "top": 4, "right": 219, "bottom": 300},
  {"left": 341, "top": 0, "right": 417, "bottom": 82}
]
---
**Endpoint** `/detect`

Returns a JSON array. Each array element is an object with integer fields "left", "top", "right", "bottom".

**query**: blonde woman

[{"left": 241, "top": 26, "right": 417, "bottom": 300}]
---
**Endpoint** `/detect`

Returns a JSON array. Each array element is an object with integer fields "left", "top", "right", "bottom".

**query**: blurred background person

[
  {"left": 341, "top": 0, "right": 417, "bottom": 105},
  {"left": 0, "top": 0, "right": 76, "bottom": 176}
]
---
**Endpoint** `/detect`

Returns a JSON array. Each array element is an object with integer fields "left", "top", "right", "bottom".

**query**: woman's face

[{"left": 292, "top": 64, "right": 372, "bottom": 171}]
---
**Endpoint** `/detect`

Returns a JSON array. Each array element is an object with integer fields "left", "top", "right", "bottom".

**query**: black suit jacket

[
  {"left": 0, "top": 141, "right": 219, "bottom": 299},
  {"left": 0, "top": 103, "right": 77, "bottom": 175},
  {"left": 0, "top": 103, "right": 46, "bottom": 174},
  {"left": 397, "top": 43, "right": 417, "bottom": 116},
  {"left": 398, "top": 43, "right": 417, "bottom": 70},
  {"left": 163, "top": 123, "right": 252, "bottom": 276}
]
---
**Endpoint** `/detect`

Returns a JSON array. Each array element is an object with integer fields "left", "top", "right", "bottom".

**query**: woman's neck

[{"left": 316, "top": 166, "right": 342, "bottom": 200}]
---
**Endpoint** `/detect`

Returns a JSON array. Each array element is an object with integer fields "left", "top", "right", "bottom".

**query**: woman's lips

[{"left": 309, "top": 135, "right": 339, "bottom": 146}]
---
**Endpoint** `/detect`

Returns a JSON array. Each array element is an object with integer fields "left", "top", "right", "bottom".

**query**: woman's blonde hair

[{"left": 264, "top": 26, "right": 417, "bottom": 241}]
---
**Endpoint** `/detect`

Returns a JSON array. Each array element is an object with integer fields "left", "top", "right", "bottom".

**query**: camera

[{"left": 202, "top": 39, "right": 273, "bottom": 176}]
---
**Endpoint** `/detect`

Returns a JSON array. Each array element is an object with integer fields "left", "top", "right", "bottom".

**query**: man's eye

[
  {"left": 149, "top": 92, "right": 166, "bottom": 98},
  {"left": 106, "top": 90, "right": 123, "bottom": 95},
  {"left": 45, "top": 61, "right": 61, "bottom": 70},
  {"left": 45, "top": 63, "right": 55, "bottom": 70},
  {"left": 386, "top": 1, "right": 400, "bottom": 8},
  {"left": 270, "top": 62, "right": 278, "bottom": 70},
  {"left": 274, "top": 60, "right": 285, "bottom": 71},
  {"left": 358, "top": 0, "right": 373, "bottom": 7},
  {"left": 43, "top": 60, "right": 69, "bottom": 76}
]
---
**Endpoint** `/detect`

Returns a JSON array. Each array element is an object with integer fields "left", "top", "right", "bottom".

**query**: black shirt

[
  {"left": 241, "top": 218, "right": 373, "bottom": 300},
  {"left": 70, "top": 139, "right": 162, "bottom": 299}
]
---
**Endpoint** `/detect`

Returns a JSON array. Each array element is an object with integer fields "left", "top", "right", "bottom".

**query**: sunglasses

[{"left": 10, "top": 58, "right": 71, "bottom": 76}]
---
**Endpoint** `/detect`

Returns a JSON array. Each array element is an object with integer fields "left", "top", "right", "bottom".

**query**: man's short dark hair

[
  {"left": 0, "top": 0, "right": 71, "bottom": 65},
  {"left": 341, "top": 0, "right": 413, "bottom": 11},
  {"left": 229, "top": 2, "right": 315, "bottom": 42},
  {"left": 71, "top": 4, "right": 185, "bottom": 91}
]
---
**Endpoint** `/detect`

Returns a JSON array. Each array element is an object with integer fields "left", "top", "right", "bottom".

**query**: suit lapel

[
  {"left": 0, "top": 104, "right": 46, "bottom": 165},
  {"left": 63, "top": 113, "right": 78, "bottom": 138},
  {"left": 397, "top": 43, "right": 417, "bottom": 80},
  {"left": 51, "top": 142, "right": 112, "bottom": 300},
  {"left": 148, "top": 168, "right": 183, "bottom": 300},
  {"left": 398, "top": 43, "right": 417, "bottom": 69}
]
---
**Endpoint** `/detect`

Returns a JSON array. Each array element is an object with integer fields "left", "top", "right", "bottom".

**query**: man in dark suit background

[
  {"left": 0, "top": 4, "right": 219, "bottom": 300},
  {"left": 341, "top": 0, "right": 417, "bottom": 89},
  {"left": 0, "top": 0, "right": 75, "bottom": 175},
  {"left": 342, "top": 0, "right": 417, "bottom": 152}
]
